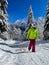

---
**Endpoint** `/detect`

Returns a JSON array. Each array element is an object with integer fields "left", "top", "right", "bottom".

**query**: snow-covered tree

[
  {"left": 43, "top": 0, "right": 49, "bottom": 40},
  {"left": 37, "top": 17, "right": 45, "bottom": 39},
  {"left": 0, "top": 0, "right": 9, "bottom": 40},
  {"left": 25, "top": 5, "right": 34, "bottom": 32},
  {"left": 8, "top": 24, "right": 22, "bottom": 40},
  {"left": 0, "top": 0, "right": 8, "bottom": 33},
  {"left": 23, "top": 5, "right": 34, "bottom": 40}
]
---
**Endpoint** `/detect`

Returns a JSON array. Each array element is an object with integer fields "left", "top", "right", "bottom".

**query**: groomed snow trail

[{"left": 0, "top": 41, "right": 49, "bottom": 65}]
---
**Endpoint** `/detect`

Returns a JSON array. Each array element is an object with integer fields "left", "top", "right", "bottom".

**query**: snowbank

[
  {"left": 0, "top": 40, "right": 49, "bottom": 65},
  {"left": 0, "top": 38, "right": 4, "bottom": 41}
]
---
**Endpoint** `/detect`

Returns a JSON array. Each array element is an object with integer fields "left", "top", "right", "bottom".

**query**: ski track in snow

[{"left": 0, "top": 41, "right": 49, "bottom": 65}]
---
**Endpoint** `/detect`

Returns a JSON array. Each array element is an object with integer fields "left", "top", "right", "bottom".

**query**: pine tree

[
  {"left": 25, "top": 5, "right": 34, "bottom": 32},
  {"left": 24, "top": 5, "right": 34, "bottom": 40},
  {"left": 0, "top": 0, "right": 8, "bottom": 33},
  {"left": 43, "top": 0, "right": 49, "bottom": 40}
]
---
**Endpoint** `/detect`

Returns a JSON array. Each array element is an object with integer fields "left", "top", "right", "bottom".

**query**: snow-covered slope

[
  {"left": 15, "top": 20, "right": 26, "bottom": 27},
  {"left": 0, "top": 40, "right": 49, "bottom": 65}
]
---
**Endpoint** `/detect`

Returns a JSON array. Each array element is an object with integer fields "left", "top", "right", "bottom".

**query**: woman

[{"left": 26, "top": 23, "right": 38, "bottom": 52}]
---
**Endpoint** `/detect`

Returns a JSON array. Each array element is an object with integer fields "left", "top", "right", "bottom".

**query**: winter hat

[{"left": 32, "top": 23, "right": 36, "bottom": 27}]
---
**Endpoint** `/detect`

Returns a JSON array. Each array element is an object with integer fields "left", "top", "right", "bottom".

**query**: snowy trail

[{"left": 0, "top": 41, "right": 49, "bottom": 65}]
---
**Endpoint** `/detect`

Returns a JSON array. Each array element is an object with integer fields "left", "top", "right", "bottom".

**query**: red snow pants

[{"left": 28, "top": 39, "right": 36, "bottom": 52}]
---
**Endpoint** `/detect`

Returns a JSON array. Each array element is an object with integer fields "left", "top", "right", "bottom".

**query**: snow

[
  {"left": 47, "top": 14, "right": 49, "bottom": 18},
  {"left": 0, "top": 40, "right": 49, "bottom": 65},
  {"left": 0, "top": 38, "right": 4, "bottom": 41},
  {"left": 0, "top": 19, "right": 2, "bottom": 23},
  {"left": 0, "top": 40, "right": 16, "bottom": 44},
  {"left": 37, "top": 17, "right": 45, "bottom": 39},
  {"left": 15, "top": 20, "right": 26, "bottom": 27}
]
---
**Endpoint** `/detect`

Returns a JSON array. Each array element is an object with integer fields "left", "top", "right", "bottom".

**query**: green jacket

[{"left": 26, "top": 27, "right": 38, "bottom": 40}]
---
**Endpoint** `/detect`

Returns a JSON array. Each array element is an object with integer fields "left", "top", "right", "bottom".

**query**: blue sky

[{"left": 7, "top": 0, "right": 47, "bottom": 23}]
